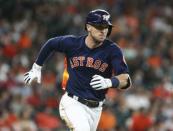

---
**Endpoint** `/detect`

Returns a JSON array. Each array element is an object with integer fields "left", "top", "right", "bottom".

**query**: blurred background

[{"left": 0, "top": 0, "right": 173, "bottom": 131}]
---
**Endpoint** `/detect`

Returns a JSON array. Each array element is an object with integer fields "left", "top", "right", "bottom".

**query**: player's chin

[{"left": 98, "top": 36, "right": 106, "bottom": 42}]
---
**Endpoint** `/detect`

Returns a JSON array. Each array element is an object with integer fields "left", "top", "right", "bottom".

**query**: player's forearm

[{"left": 114, "top": 73, "right": 132, "bottom": 89}]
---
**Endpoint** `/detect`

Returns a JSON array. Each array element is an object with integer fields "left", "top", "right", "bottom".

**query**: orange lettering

[
  {"left": 70, "top": 59, "right": 74, "bottom": 68},
  {"left": 93, "top": 60, "right": 101, "bottom": 69},
  {"left": 99, "top": 63, "right": 108, "bottom": 72},
  {"left": 78, "top": 56, "right": 85, "bottom": 66},
  {"left": 86, "top": 57, "right": 94, "bottom": 67},
  {"left": 72, "top": 57, "right": 79, "bottom": 67}
]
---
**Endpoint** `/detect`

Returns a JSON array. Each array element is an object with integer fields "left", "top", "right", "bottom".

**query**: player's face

[{"left": 87, "top": 24, "right": 109, "bottom": 43}]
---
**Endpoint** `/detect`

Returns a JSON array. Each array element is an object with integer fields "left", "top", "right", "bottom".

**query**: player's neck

[{"left": 85, "top": 35, "right": 103, "bottom": 49}]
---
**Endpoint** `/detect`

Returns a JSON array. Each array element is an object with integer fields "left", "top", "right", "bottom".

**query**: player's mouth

[{"left": 99, "top": 34, "right": 106, "bottom": 38}]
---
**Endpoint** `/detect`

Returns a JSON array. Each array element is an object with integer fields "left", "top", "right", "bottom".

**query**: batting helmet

[{"left": 85, "top": 9, "right": 113, "bottom": 36}]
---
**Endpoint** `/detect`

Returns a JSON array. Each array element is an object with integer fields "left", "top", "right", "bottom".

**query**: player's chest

[{"left": 68, "top": 48, "right": 110, "bottom": 72}]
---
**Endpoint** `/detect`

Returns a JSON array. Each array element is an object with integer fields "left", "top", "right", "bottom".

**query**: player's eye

[{"left": 92, "top": 24, "right": 109, "bottom": 30}]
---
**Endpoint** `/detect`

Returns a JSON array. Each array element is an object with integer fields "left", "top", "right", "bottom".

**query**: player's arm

[
  {"left": 112, "top": 73, "right": 131, "bottom": 90},
  {"left": 110, "top": 47, "right": 132, "bottom": 90},
  {"left": 24, "top": 36, "right": 67, "bottom": 85},
  {"left": 90, "top": 46, "right": 131, "bottom": 90},
  {"left": 90, "top": 73, "right": 131, "bottom": 90}
]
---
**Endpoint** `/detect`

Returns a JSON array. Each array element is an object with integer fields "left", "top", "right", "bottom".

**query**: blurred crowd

[{"left": 0, "top": 0, "right": 173, "bottom": 131}]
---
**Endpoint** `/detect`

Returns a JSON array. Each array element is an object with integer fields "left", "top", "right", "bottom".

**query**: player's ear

[{"left": 86, "top": 24, "right": 92, "bottom": 32}]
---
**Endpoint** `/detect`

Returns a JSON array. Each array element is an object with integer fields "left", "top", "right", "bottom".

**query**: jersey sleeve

[
  {"left": 111, "top": 47, "right": 129, "bottom": 75},
  {"left": 35, "top": 36, "right": 71, "bottom": 66}
]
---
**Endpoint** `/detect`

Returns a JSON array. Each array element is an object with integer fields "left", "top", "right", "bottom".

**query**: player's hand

[
  {"left": 90, "top": 75, "right": 112, "bottom": 90},
  {"left": 24, "top": 63, "right": 42, "bottom": 85}
]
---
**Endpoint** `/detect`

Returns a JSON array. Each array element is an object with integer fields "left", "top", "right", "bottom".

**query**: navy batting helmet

[{"left": 85, "top": 9, "right": 113, "bottom": 36}]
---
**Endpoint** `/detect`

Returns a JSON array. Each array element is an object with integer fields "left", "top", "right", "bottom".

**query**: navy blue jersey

[{"left": 36, "top": 35, "right": 129, "bottom": 101}]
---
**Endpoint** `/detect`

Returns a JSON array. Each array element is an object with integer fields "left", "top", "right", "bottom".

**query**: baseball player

[{"left": 24, "top": 9, "right": 131, "bottom": 131}]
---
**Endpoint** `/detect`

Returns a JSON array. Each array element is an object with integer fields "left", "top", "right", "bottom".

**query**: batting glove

[
  {"left": 90, "top": 75, "right": 112, "bottom": 90},
  {"left": 24, "top": 63, "right": 42, "bottom": 85}
]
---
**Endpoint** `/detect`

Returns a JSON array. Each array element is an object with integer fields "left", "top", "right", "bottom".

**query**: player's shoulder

[
  {"left": 104, "top": 39, "right": 122, "bottom": 51},
  {"left": 54, "top": 35, "right": 83, "bottom": 41},
  {"left": 49, "top": 35, "right": 84, "bottom": 45}
]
